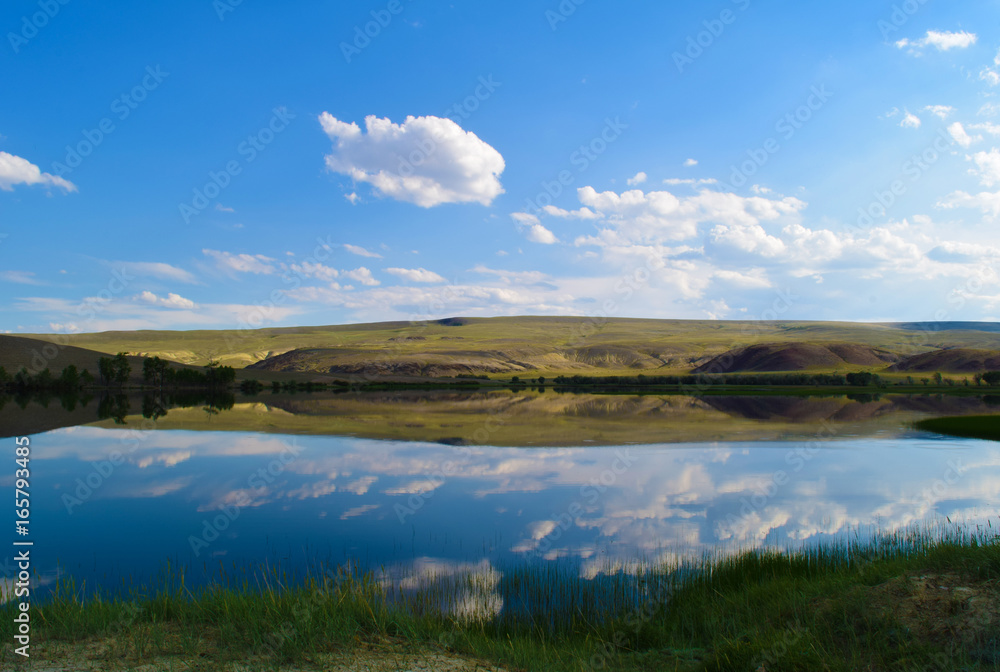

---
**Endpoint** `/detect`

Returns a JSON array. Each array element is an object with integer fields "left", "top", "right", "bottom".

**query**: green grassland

[
  {"left": 9, "top": 317, "right": 1000, "bottom": 380},
  {"left": 915, "top": 414, "right": 1000, "bottom": 441}
]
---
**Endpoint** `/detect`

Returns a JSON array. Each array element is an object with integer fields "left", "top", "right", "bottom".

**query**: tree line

[{"left": 0, "top": 354, "right": 236, "bottom": 393}]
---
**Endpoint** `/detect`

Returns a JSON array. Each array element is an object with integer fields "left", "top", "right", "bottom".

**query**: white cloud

[
  {"left": 289, "top": 261, "right": 340, "bottom": 282},
  {"left": 896, "top": 30, "right": 977, "bottom": 53},
  {"left": 0, "top": 270, "right": 42, "bottom": 285},
  {"left": 683, "top": 158, "right": 698, "bottom": 167},
  {"left": 947, "top": 121, "right": 979, "bottom": 148},
  {"left": 969, "top": 122, "right": 1000, "bottom": 136},
  {"left": 342, "top": 267, "right": 380, "bottom": 286},
  {"left": 899, "top": 111, "right": 922, "bottom": 129},
  {"left": 203, "top": 249, "right": 276, "bottom": 275},
  {"left": 923, "top": 105, "right": 954, "bottom": 120},
  {"left": 970, "top": 149, "right": 1000, "bottom": 187},
  {"left": 526, "top": 223, "right": 558, "bottom": 244},
  {"left": 214, "top": 203, "right": 235, "bottom": 213},
  {"left": 981, "top": 103, "right": 1000, "bottom": 117},
  {"left": 119, "top": 262, "right": 199, "bottom": 284},
  {"left": 663, "top": 178, "right": 718, "bottom": 186},
  {"left": 344, "top": 192, "right": 360, "bottom": 205},
  {"left": 0, "top": 150, "right": 76, "bottom": 192},
  {"left": 712, "top": 268, "right": 772, "bottom": 288},
  {"left": 344, "top": 243, "right": 383, "bottom": 259},
  {"left": 137, "top": 291, "right": 196, "bottom": 309},
  {"left": 541, "top": 205, "right": 601, "bottom": 220},
  {"left": 510, "top": 212, "right": 540, "bottom": 225},
  {"left": 385, "top": 267, "right": 446, "bottom": 283},
  {"left": 471, "top": 265, "right": 548, "bottom": 285},
  {"left": 940, "top": 190, "right": 1000, "bottom": 219},
  {"left": 710, "top": 223, "right": 786, "bottom": 257},
  {"left": 981, "top": 68, "right": 1000, "bottom": 87},
  {"left": 17, "top": 296, "right": 302, "bottom": 332},
  {"left": 319, "top": 113, "right": 505, "bottom": 207},
  {"left": 627, "top": 171, "right": 648, "bottom": 186},
  {"left": 574, "top": 186, "right": 806, "bottom": 246}
]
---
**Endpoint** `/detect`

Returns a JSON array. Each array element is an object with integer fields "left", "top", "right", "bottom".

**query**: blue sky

[{"left": 2, "top": 0, "right": 1000, "bottom": 333}]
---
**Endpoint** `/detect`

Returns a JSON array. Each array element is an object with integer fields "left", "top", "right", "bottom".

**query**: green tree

[
  {"left": 59, "top": 365, "right": 80, "bottom": 390},
  {"left": 98, "top": 357, "right": 114, "bottom": 387},
  {"left": 112, "top": 352, "right": 131, "bottom": 388},
  {"left": 933, "top": 371, "right": 943, "bottom": 385},
  {"left": 982, "top": 371, "right": 1000, "bottom": 386}
]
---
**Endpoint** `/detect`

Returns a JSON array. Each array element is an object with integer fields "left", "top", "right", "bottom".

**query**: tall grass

[{"left": 5, "top": 520, "right": 1000, "bottom": 670}]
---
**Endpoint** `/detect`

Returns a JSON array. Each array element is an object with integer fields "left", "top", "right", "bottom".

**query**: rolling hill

[{"left": 5, "top": 317, "right": 1000, "bottom": 379}]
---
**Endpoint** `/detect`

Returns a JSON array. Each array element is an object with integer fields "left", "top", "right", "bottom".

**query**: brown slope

[
  {"left": 888, "top": 348, "right": 1000, "bottom": 373},
  {"left": 692, "top": 342, "right": 896, "bottom": 374}
]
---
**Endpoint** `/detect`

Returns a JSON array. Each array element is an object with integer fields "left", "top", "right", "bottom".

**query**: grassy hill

[{"left": 8, "top": 317, "right": 1000, "bottom": 379}]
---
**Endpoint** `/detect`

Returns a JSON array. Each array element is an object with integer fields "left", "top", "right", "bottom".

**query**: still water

[{"left": 10, "top": 409, "right": 1000, "bottom": 602}]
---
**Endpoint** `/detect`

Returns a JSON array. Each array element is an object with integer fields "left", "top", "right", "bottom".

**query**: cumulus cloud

[
  {"left": 683, "top": 158, "right": 698, "bottom": 167},
  {"left": 573, "top": 186, "right": 806, "bottom": 246},
  {"left": 923, "top": 105, "right": 954, "bottom": 120},
  {"left": 970, "top": 149, "right": 1000, "bottom": 187},
  {"left": 627, "top": 171, "right": 648, "bottom": 186},
  {"left": 289, "top": 261, "right": 340, "bottom": 282},
  {"left": 526, "top": 223, "right": 559, "bottom": 244},
  {"left": 203, "top": 249, "right": 276, "bottom": 275},
  {"left": 969, "top": 122, "right": 1000, "bottom": 136},
  {"left": 342, "top": 267, "right": 380, "bottom": 286},
  {"left": 137, "top": 291, "right": 196, "bottom": 309},
  {"left": 385, "top": 267, "right": 446, "bottom": 283},
  {"left": 896, "top": 30, "right": 977, "bottom": 53},
  {"left": 0, "top": 150, "right": 76, "bottom": 192},
  {"left": 899, "top": 111, "right": 921, "bottom": 129},
  {"left": 541, "top": 205, "right": 601, "bottom": 219},
  {"left": 319, "top": 113, "right": 505, "bottom": 207},
  {"left": 510, "top": 212, "right": 540, "bottom": 225},
  {"left": 344, "top": 243, "right": 383, "bottom": 259},
  {"left": 948, "top": 121, "right": 979, "bottom": 148}
]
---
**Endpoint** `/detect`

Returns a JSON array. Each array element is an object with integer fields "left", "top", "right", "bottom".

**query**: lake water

[{"left": 7, "top": 393, "right": 1000, "bottom": 604}]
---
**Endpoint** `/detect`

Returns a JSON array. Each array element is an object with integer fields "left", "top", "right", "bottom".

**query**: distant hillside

[
  {"left": 0, "top": 335, "right": 149, "bottom": 382},
  {"left": 10, "top": 317, "right": 1000, "bottom": 378},
  {"left": 888, "top": 348, "right": 1000, "bottom": 373},
  {"left": 692, "top": 343, "right": 898, "bottom": 374}
]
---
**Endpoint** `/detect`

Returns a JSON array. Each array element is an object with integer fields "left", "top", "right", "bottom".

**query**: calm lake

[{"left": 4, "top": 391, "right": 999, "bottom": 604}]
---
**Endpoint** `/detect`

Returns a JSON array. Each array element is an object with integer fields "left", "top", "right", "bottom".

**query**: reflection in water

[
  {"left": 4, "top": 390, "right": 1000, "bottom": 445},
  {"left": 21, "top": 426, "right": 1000, "bottom": 606}
]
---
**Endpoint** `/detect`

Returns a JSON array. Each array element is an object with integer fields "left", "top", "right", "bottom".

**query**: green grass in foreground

[
  {"left": 916, "top": 414, "right": 1000, "bottom": 441},
  {"left": 6, "top": 525, "right": 1000, "bottom": 670}
]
